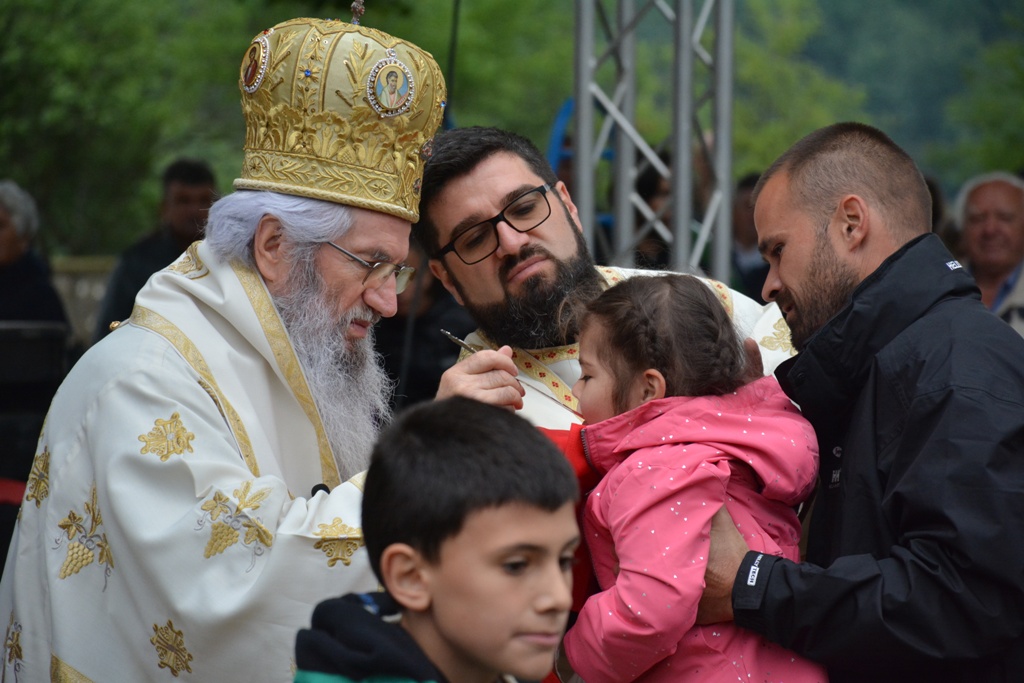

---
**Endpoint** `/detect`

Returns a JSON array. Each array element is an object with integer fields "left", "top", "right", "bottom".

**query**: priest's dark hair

[{"left": 361, "top": 396, "right": 578, "bottom": 584}]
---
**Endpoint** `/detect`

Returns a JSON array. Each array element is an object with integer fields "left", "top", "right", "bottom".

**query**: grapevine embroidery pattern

[
  {"left": 313, "top": 518, "right": 364, "bottom": 567},
  {"left": 150, "top": 619, "right": 193, "bottom": 677},
  {"left": 55, "top": 484, "right": 114, "bottom": 586},
  {"left": 139, "top": 412, "right": 196, "bottom": 462},
  {"left": 759, "top": 317, "right": 797, "bottom": 356},
  {"left": 25, "top": 447, "right": 50, "bottom": 507},
  {"left": 197, "top": 481, "right": 274, "bottom": 571}
]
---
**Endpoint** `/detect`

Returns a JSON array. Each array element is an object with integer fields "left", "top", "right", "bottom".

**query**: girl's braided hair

[{"left": 581, "top": 274, "right": 747, "bottom": 413}]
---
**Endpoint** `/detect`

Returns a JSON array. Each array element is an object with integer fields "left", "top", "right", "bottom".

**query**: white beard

[{"left": 272, "top": 257, "right": 394, "bottom": 481}]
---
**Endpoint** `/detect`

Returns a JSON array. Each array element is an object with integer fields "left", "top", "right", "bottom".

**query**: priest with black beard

[{"left": 414, "top": 126, "right": 793, "bottom": 431}]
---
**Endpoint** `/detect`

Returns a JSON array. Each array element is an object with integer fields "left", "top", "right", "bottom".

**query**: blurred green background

[{"left": 2, "top": 0, "right": 1022, "bottom": 256}]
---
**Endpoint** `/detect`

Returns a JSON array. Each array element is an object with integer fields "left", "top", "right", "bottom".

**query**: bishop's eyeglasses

[
  {"left": 322, "top": 242, "right": 416, "bottom": 294},
  {"left": 434, "top": 183, "right": 553, "bottom": 265}
]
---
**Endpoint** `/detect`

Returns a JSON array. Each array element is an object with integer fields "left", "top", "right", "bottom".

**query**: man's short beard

[
  {"left": 272, "top": 251, "right": 394, "bottom": 480},
  {"left": 450, "top": 221, "right": 604, "bottom": 348},
  {"left": 784, "top": 232, "right": 859, "bottom": 352}
]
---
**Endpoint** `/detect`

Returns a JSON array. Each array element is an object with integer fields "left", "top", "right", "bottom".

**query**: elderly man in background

[
  {"left": 0, "top": 17, "right": 445, "bottom": 682},
  {"left": 93, "top": 158, "right": 217, "bottom": 343},
  {"left": 953, "top": 171, "right": 1024, "bottom": 335}
]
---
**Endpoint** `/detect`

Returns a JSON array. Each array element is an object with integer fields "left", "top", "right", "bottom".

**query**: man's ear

[
  {"left": 428, "top": 258, "right": 464, "bottom": 306},
  {"left": 638, "top": 368, "right": 667, "bottom": 403},
  {"left": 835, "top": 194, "right": 869, "bottom": 252},
  {"left": 253, "top": 215, "right": 291, "bottom": 289},
  {"left": 380, "top": 543, "right": 432, "bottom": 612},
  {"left": 554, "top": 180, "right": 583, "bottom": 234}
]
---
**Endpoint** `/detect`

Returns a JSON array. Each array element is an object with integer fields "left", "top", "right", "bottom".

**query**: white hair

[
  {"left": 0, "top": 180, "right": 40, "bottom": 239},
  {"left": 205, "top": 190, "right": 354, "bottom": 265},
  {"left": 952, "top": 172, "right": 1024, "bottom": 232}
]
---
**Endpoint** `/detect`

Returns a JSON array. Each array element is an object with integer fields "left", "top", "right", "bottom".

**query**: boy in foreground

[{"left": 295, "top": 397, "right": 580, "bottom": 683}]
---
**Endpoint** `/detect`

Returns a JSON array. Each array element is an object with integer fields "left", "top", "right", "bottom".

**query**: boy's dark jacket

[{"left": 295, "top": 592, "right": 450, "bottom": 682}]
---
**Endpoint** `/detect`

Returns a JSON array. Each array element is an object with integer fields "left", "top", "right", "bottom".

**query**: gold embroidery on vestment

[
  {"left": 4, "top": 613, "right": 23, "bottom": 674},
  {"left": 760, "top": 317, "right": 797, "bottom": 356},
  {"left": 472, "top": 330, "right": 581, "bottom": 412},
  {"left": 150, "top": 620, "right": 194, "bottom": 677},
  {"left": 198, "top": 481, "right": 274, "bottom": 570},
  {"left": 167, "top": 241, "right": 210, "bottom": 279},
  {"left": 56, "top": 485, "right": 114, "bottom": 583},
  {"left": 346, "top": 471, "right": 367, "bottom": 493},
  {"left": 25, "top": 447, "right": 50, "bottom": 507},
  {"left": 50, "top": 654, "right": 94, "bottom": 682},
  {"left": 232, "top": 262, "right": 339, "bottom": 489},
  {"left": 139, "top": 412, "right": 195, "bottom": 461},
  {"left": 313, "top": 517, "right": 364, "bottom": 567},
  {"left": 129, "top": 306, "right": 261, "bottom": 478}
]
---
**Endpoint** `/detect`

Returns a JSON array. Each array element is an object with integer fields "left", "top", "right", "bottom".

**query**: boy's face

[{"left": 409, "top": 501, "right": 578, "bottom": 683}]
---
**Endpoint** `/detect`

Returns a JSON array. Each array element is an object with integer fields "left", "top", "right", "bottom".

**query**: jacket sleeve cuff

[{"left": 732, "top": 550, "right": 782, "bottom": 634}]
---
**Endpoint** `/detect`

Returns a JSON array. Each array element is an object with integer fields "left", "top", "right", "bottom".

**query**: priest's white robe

[{"left": 0, "top": 241, "right": 377, "bottom": 682}]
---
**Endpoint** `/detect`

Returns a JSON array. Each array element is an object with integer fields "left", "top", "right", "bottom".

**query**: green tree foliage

[
  {"left": 0, "top": 0, "right": 304, "bottom": 255},
  {"left": 732, "top": 0, "right": 869, "bottom": 176},
  {"left": 942, "top": 36, "right": 1024, "bottom": 180},
  {"left": 585, "top": 0, "right": 868, "bottom": 179},
  {"left": 1, "top": 0, "right": 1014, "bottom": 255},
  {"left": 372, "top": 0, "right": 575, "bottom": 142},
  {"left": 803, "top": 0, "right": 1022, "bottom": 190}
]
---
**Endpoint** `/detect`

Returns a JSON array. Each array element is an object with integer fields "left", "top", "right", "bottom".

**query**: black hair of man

[
  {"left": 361, "top": 396, "right": 579, "bottom": 584},
  {"left": 415, "top": 126, "right": 558, "bottom": 257},
  {"left": 161, "top": 158, "right": 216, "bottom": 193}
]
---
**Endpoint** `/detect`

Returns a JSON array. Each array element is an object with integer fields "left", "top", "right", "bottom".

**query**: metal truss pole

[{"left": 572, "top": 0, "right": 734, "bottom": 281}]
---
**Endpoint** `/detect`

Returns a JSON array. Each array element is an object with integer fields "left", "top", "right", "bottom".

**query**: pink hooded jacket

[{"left": 563, "top": 376, "right": 827, "bottom": 682}]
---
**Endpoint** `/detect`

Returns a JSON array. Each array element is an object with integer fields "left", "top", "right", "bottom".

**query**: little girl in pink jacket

[{"left": 561, "top": 274, "right": 826, "bottom": 683}]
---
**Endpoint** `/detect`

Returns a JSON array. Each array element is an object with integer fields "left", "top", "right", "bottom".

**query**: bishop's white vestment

[{"left": 0, "top": 241, "right": 377, "bottom": 682}]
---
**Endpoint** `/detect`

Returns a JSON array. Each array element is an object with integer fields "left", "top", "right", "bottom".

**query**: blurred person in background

[
  {"left": 953, "top": 171, "right": 1024, "bottom": 336},
  {"left": 0, "top": 180, "right": 67, "bottom": 324},
  {"left": 731, "top": 171, "right": 769, "bottom": 302},
  {"left": 93, "top": 158, "right": 216, "bottom": 342}
]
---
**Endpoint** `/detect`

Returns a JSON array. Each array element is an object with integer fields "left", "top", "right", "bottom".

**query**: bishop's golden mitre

[{"left": 235, "top": 17, "right": 447, "bottom": 222}]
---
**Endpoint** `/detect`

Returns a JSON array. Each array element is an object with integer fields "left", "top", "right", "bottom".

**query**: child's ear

[
  {"left": 380, "top": 543, "right": 432, "bottom": 612},
  {"left": 639, "top": 368, "right": 667, "bottom": 403}
]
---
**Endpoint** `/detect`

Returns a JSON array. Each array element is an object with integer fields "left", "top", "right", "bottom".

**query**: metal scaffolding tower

[{"left": 572, "top": 0, "right": 734, "bottom": 280}]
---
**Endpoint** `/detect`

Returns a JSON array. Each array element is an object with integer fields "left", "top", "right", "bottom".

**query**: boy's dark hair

[
  {"left": 414, "top": 126, "right": 557, "bottom": 257},
  {"left": 161, "top": 158, "right": 216, "bottom": 191},
  {"left": 361, "top": 396, "right": 578, "bottom": 583},
  {"left": 581, "top": 274, "right": 746, "bottom": 413}
]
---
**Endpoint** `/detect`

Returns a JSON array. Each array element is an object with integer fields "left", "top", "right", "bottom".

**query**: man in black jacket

[{"left": 699, "top": 122, "right": 1024, "bottom": 682}]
